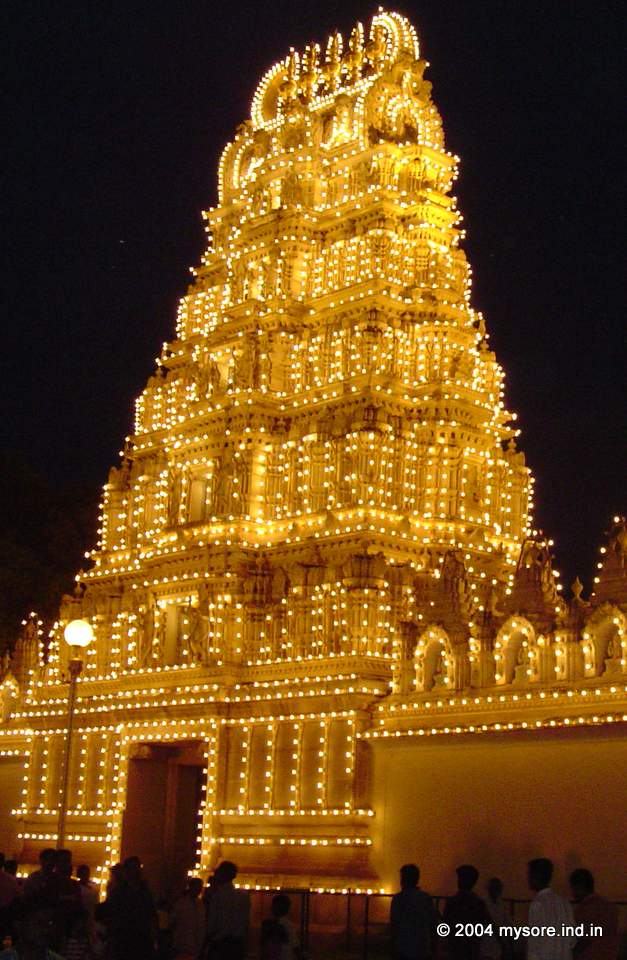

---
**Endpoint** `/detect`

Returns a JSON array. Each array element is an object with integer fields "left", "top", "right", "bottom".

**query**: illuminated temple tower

[{"left": 1, "top": 11, "right": 626, "bottom": 897}]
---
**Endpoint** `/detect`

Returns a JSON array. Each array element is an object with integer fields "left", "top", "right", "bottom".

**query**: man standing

[
  {"left": 102, "top": 855, "right": 157, "bottom": 960},
  {"left": 442, "top": 865, "right": 492, "bottom": 960},
  {"left": 0, "top": 856, "right": 20, "bottom": 943},
  {"left": 76, "top": 865, "right": 98, "bottom": 920},
  {"left": 527, "top": 858, "right": 575, "bottom": 960},
  {"left": 203, "top": 861, "right": 250, "bottom": 960},
  {"left": 569, "top": 868, "right": 619, "bottom": 960},
  {"left": 481, "top": 877, "right": 511, "bottom": 960},
  {"left": 23, "top": 850, "right": 56, "bottom": 899},
  {"left": 171, "top": 877, "right": 205, "bottom": 960},
  {"left": 389, "top": 864, "right": 438, "bottom": 960}
]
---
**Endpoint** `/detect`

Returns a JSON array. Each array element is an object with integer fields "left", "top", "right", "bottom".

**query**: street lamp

[{"left": 57, "top": 619, "right": 94, "bottom": 849}]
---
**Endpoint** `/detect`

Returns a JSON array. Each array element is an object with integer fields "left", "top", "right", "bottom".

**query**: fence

[{"left": 247, "top": 888, "right": 627, "bottom": 960}]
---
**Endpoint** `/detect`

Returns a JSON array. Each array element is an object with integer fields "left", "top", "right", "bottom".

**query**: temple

[{"left": 1, "top": 11, "right": 626, "bottom": 899}]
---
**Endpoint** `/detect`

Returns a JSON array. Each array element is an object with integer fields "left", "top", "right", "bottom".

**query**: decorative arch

[
  {"left": 582, "top": 604, "right": 626, "bottom": 677},
  {"left": 494, "top": 616, "right": 537, "bottom": 686},
  {"left": 414, "top": 625, "right": 453, "bottom": 693}
]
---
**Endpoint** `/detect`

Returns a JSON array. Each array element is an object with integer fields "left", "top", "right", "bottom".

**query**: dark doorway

[{"left": 121, "top": 741, "right": 204, "bottom": 899}]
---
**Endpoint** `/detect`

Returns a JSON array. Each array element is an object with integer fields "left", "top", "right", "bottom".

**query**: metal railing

[{"left": 247, "top": 888, "right": 627, "bottom": 960}]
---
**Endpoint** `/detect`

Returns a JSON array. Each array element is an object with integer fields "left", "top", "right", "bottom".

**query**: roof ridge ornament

[{"left": 250, "top": 10, "right": 421, "bottom": 130}]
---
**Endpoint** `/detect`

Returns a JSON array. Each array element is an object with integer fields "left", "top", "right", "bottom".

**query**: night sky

[{"left": 3, "top": 0, "right": 625, "bottom": 600}]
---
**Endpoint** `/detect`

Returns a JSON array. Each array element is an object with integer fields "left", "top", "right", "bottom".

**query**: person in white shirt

[
  {"left": 527, "top": 858, "right": 576, "bottom": 960},
  {"left": 272, "top": 894, "right": 299, "bottom": 960},
  {"left": 171, "top": 877, "right": 205, "bottom": 960}
]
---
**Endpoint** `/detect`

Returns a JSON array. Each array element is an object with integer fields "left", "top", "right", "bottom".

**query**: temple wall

[
  {"left": 370, "top": 727, "right": 627, "bottom": 900},
  {"left": 0, "top": 755, "right": 26, "bottom": 858}
]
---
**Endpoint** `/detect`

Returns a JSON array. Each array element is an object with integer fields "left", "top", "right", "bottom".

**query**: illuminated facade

[{"left": 1, "top": 11, "right": 626, "bottom": 896}]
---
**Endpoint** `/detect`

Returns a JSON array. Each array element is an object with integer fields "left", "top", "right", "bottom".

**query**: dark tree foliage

[{"left": 0, "top": 452, "right": 97, "bottom": 653}]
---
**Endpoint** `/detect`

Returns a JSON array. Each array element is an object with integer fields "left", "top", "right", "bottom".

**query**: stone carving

[
  {"left": 0, "top": 673, "right": 18, "bottom": 723},
  {"left": 167, "top": 466, "right": 182, "bottom": 525},
  {"left": 184, "top": 600, "right": 207, "bottom": 665},
  {"left": 281, "top": 170, "right": 302, "bottom": 207},
  {"left": 212, "top": 450, "right": 250, "bottom": 517},
  {"left": 135, "top": 597, "right": 155, "bottom": 668}
]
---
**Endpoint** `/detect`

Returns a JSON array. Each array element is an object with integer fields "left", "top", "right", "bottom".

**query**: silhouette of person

[
  {"left": 171, "top": 877, "right": 205, "bottom": 960},
  {"left": 260, "top": 894, "right": 298, "bottom": 960},
  {"left": 442, "top": 865, "right": 491, "bottom": 960},
  {"left": 202, "top": 861, "right": 249, "bottom": 960},
  {"left": 569, "top": 868, "right": 619, "bottom": 960},
  {"left": 1, "top": 895, "right": 65, "bottom": 960},
  {"left": 23, "top": 850, "right": 56, "bottom": 899},
  {"left": 102, "top": 856, "right": 157, "bottom": 960},
  {"left": 389, "top": 864, "right": 438, "bottom": 960},
  {"left": 481, "top": 878, "right": 511, "bottom": 960},
  {"left": 527, "top": 858, "right": 575, "bottom": 960}
]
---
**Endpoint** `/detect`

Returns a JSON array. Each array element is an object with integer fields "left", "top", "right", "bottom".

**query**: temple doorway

[{"left": 120, "top": 740, "right": 205, "bottom": 899}]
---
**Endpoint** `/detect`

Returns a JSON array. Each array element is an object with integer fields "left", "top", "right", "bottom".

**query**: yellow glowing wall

[{"left": 371, "top": 728, "right": 627, "bottom": 899}]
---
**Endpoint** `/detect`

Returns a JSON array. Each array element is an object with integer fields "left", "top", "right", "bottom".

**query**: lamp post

[{"left": 57, "top": 619, "right": 94, "bottom": 849}]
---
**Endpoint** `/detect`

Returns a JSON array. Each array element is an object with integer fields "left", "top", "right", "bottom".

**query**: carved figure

[
  {"left": 136, "top": 599, "right": 155, "bottom": 667},
  {"left": 153, "top": 612, "right": 166, "bottom": 663},
  {"left": 281, "top": 170, "right": 302, "bottom": 206},
  {"left": 167, "top": 467, "right": 182, "bottom": 525},
  {"left": 299, "top": 44, "right": 320, "bottom": 101},
  {"left": 0, "top": 674, "right": 18, "bottom": 723},
  {"left": 185, "top": 602, "right": 206, "bottom": 664}
]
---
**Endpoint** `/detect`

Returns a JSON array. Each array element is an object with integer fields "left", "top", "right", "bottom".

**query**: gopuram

[{"left": 1, "top": 11, "right": 626, "bottom": 898}]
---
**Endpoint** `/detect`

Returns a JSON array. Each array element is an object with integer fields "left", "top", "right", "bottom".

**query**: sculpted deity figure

[
  {"left": 232, "top": 338, "right": 260, "bottom": 389},
  {"left": 604, "top": 634, "right": 622, "bottom": 675},
  {"left": 212, "top": 451, "right": 233, "bottom": 515},
  {"left": 192, "top": 359, "right": 212, "bottom": 399},
  {"left": 323, "top": 31, "right": 342, "bottom": 92},
  {"left": 250, "top": 182, "right": 268, "bottom": 216},
  {"left": 281, "top": 170, "right": 302, "bottom": 207},
  {"left": 258, "top": 255, "right": 274, "bottom": 299},
  {"left": 271, "top": 566, "right": 290, "bottom": 603},
  {"left": 299, "top": 44, "right": 320, "bottom": 101},
  {"left": 278, "top": 48, "right": 298, "bottom": 107},
  {"left": 108, "top": 457, "right": 131, "bottom": 490},
  {"left": 442, "top": 549, "right": 465, "bottom": 583},
  {"left": 450, "top": 348, "right": 474, "bottom": 382},
  {"left": 184, "top": 601, "right": 207, "bottom": 665},
  {"left": 431, "top": 652, "right": 447, "bottom": 690},
  {"left": 167, "top": 466, "right": 182, "bottom": 525},
  {"left": 0, "top": 674, "right": 18, "bottom": 723},
  {"left": 230, "top": 452, "right": 250, "bottom": 517},
  {"left": 152, "top": 611, "right": 166, "bottom": 664},
  {"left": 366, "top": 22, "right": 386, "bottom": 72},
  {"left": 135, "top": 597, "right": 155, "bottom": 667},
  {"left": 324, "top": 97, "right": 353, "bottom": 147},
  {"left": 0, "top": 650, "right": 10, "bottom": 679},
  {"left": 257, "top": 337, "right": 273, "bottom": 388},
  {"left": 206, "top": 358, "right": 221, "bottom": 394},
  {"left": 345, "top": 23, "right": 364, "bottom": 81}
]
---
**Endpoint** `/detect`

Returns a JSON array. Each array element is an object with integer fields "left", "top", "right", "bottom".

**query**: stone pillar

[
  {"left": 452, "top": 647, "right": 470, "bottom": 691},
  {"left": 248, "top": 443, "right": 268, "bottom": 521},
  {"left": 393, "top": 621, "right": 417, "bottom": 695}
]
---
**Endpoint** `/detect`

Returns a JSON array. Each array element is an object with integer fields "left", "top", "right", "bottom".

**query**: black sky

[{"left": 2, "top": 0, "right": 625, "bottom": 595}]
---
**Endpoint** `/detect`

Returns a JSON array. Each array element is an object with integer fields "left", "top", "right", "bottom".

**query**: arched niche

[
  {"left": 415, "top": 625, "right": 453, "bottom": 693},
  {"left": 582, "top": 605, "right": 626, "bottom": 678},
  {"left": 494, "top": 617, "right": 537, "bottom": 686}
]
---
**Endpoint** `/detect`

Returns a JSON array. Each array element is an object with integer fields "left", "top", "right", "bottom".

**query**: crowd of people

[
  {"left": 0, "top": 849, "right": 621, "bottom": 960},
  {"left": 390, "top": 859, "right": 621, "bottom": 960},
  {"left": 0, "top": 850, "right": 295, "bottom": 960}
]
